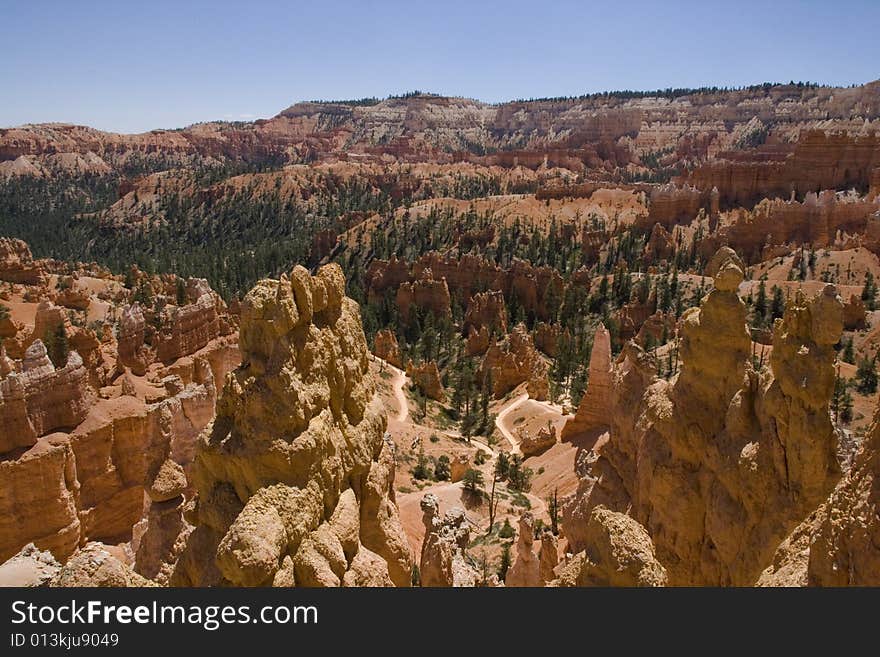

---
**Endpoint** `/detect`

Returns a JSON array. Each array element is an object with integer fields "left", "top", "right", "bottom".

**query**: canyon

[{"left": 2, "top": 80, "right": 880, "bottom": 587}]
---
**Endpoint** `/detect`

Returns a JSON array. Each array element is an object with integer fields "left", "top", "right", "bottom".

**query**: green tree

[
  {"left": 462, "top": 468, "right": 484, "bottom": 496},
  {"left": 176, "top": 278, "right": 187, "bottom": 306},
  {"left": 752, "top": 280, "right": 767, "bottom": 326},
  {"left": 841, "top": 388, "right": 854, "bottom": 424},
  {"left": 412, "top": 446, "right": 431, "bottom": 480},
  {"left": 44, "top": 323, "right": 69, "bottom": 368},
  {"left": 548, "top": 488, "right": 560, "bottom": 535},
  {"left": 434, "top": 455, "right": 451, "bottom": 481},
  {"left": 856, "top": 356, "right": 878, "bottom": 394},
  {"left": 842, "top": 337, "right": 856, "bottom": 365},
  {"left": 410, "top": 564, "right": 421, "bottom": 587},
  {"left": 862, "top": 272, "right": 877, "bottom": 311},
  {"left": 770, "top": 286, "right": 785, "bottom": 321},
  {"left": 498, "top": 543, "right": 512, "bottom": 582},
  {"left": 494, "top": 452, "right": 510, "bottom": 480},
  {"left": 507, "top": 455, "right": 532, "bottom": 492}
]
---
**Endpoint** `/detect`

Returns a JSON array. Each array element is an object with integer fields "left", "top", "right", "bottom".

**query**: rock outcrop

[
  {"left": 51, "top": 542, "right": 153, "bottom": 587},
  {"left": 463, "top": 290, "right": 507, "bottom": 336},
  {"left": 172, "top": 264, "right": 412, "bottom": 587},
  {"left": 0, "top": 341, "right": 94, "bottom": 452},
  {"left": 687, "top": 131, "right": 880, "bottom": 208},
  {"left": 117, "top": 303, "right": 149, "bottom": 376},
  {"left": 406, "top": 359, "right": 445, "bottom": 402},
  {"left": 373, "top": 329, "right": 402, "bottom": 368},
  {"left": 701, "top": 191, "right": 879, "bottom": 263},
  {"left": 760, "top": 397, "right": 880, "bottom": 586},
  {"left": 555, "top": 506, "right": 667, "bottom": 587},
  {"left": 481, "top": 323, "right": 549, "bottom": 400},
  {"left": 0, "top": 543, "right": 61, "bottom": 587},
  {"left": 519, "top": 423, "right": 557, "bottom": 458},
  {"left": 155, "top": 292, "right": 221, "bottom": 363},
  {"left": 418, "top": 493, "right": 477, "bottom": 587},
  {"left": 396, "top": 269, "right": 451, "bottom": 323},
  {"left": 843, "top": 294, "right": 867, "bottom": 330},
  {"left": 561, "top": 324, "right": 612, "bottom": 441},
  {"left": 562, "top": 247, "right": 844, "bottom": 585},
  {"left": 0, "top": 237, "right": 44, "bottom": 284},
  {"left": 505, "top": 512, "right": 542, "bottom": 587}
]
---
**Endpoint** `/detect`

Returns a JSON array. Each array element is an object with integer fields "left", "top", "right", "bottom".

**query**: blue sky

[{"left": 3, "top": 0, "right": 879, "bottom": 133}]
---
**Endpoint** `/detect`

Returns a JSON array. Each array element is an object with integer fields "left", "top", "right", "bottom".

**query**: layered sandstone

[
  {"left": 373, "top": 329, "right": 402, "bottom": 368},
  {"left": 561, "top": 324, "right": 612, "bottom": 441},
  {"left": 0, "top": 237, "right": 45, "bottom": 284},
  {"left": 463, "top": 290, "right": 508, "bottom": 336},
  {"left": 396, "top": 269, "right": 451, "bottom": 323},
  {"left": 687, "top": 131, "right": 880, "bottom": 207},
  {"left": 481, "top": 323, "right": 549, "bottom": 400},
  {"left": 406, "top": 359, "right": 446, "bottom": 402},
  {"left": 172, "top": 264, "right": 412, "bottom": 587},
  {"left": 562, "top": 248, "right": 843, "bottom": 585},
  {"left": 155, "top": 292, "right": 221, "bottom": 363},
  {"left": 0, "top": 341, "right": 94, "bottom": 452}
]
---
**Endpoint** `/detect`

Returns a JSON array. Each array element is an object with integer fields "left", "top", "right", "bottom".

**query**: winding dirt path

[
  {"left": 494, "top": 393, "right": 530, "bottom": 454},
  {"left": 376, "top": 358, "right": 409, "bottom": 423}
]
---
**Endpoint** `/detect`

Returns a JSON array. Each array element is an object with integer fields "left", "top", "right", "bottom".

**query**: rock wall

[
  {"left": 686, "top": 131, "right": 880, "bottom": 207},
  {"left": 396, "top": 269, "right": 451, "bottom": 323},
  {"left": 368, "top": 252, "right": 564, "bottom": 323},
  {"left": 155, "top": 293, "right": 221, "bottom": 363},
  {"left": 555, "top": 506, "right": 667, "bottom": 587},
  {"left": 0, "top": 341, "right": 95, "bottom": 453},
  {"left": 172, "top": 264, "right": 412, "bottom": 587},
  {"left": 702, "top": 190, "right": 880, "bottom": 262}
]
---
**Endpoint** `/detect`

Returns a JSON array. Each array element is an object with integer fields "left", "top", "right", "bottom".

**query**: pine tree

[
  {"left": 44, "top": 323, "right": 69, "bottom": 368},
  {"left": 498, "top": 543, "right": 512, "bottom": 582},
  {"left": 841, "top": 388, "right": 854, "bottom": 424},
  {"left": 862, "top": 272, "right": 877, "bottom": 311},
  {"left": 770, "top": 285, "right": 785, "bottom": 321},
  {"left": 842, "top": 337, "right": 856, "bottom": 365},
  {"left": 548, "top": 488, "right": 559, "bottom": 535},
  {"left": 462, "top": 468, "right": 484, "bottom": 496},
  {"left": 856, "top": 356, "right": 878, "bottom": 394},
  {"left": 753, "top": 280, "right": 767, "bottom": 326},
  {"left": 176, "top": 278, "right": 187, "bottom": 306}
]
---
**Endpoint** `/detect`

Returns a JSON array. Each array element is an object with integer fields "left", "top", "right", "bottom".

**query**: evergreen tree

[
  {"left": 44, "top": 323, "right": 69, "bottom": 368},
  {"left": 841, "top": 388, "right": 854, "bottom": 424},
  {"left": 462, "top": 468, "right": 484, "bottom": 496},
  {"left": 498, "top": 543, "right": 512, "bottom": 582},
  {"left": 434, "top": 455, "right": 451, "bottom": 481},
  {"left": 842, "top": 337, "right": 856, "bottom": 365},
  {"left": 548, "top": 488, "right": 560, "bottom": 535},
  {"left": 176, "top": 278, "right": 187, "bottom": 306},
  {"left": 862, "top": 272, "right": 877, "bottom": 311},
  {"left": 753, "top": 280, "right": 767, "bottom": 326},
  {"left": 770, "top": 285, "right": 785, "bottom": 321},
  {"left": 856, "top": 356, "right": 878, "bottom": 394}
]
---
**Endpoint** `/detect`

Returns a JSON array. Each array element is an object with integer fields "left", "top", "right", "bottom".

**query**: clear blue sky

[{"left": 3, "top": 0, "right": 879, "bottom": 133}]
